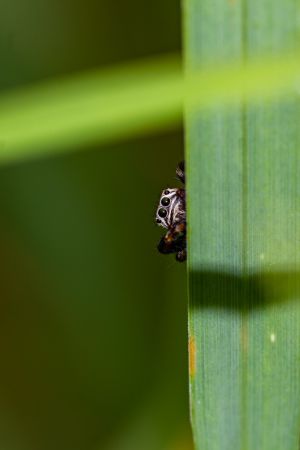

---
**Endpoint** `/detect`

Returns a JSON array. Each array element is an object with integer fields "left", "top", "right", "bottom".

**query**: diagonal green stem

[{"left": 1, "top": 51, "right": 300, "bottom": 164}]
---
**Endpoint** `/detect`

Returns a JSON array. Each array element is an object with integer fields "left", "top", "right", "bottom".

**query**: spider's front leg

[{"left": 157, "top": 222, "right": 186, "bottom": 260}]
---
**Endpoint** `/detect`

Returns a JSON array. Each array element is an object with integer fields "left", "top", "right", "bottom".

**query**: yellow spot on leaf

[
  {"left": 241, "top": 322, "right": 248, "bottom": 353},
  {"left": 189, "top": 336, "right": 196, "bottom": 378}
]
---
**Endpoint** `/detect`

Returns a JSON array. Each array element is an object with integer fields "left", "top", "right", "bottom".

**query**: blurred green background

[{"left": 0, "top": 1, "right": 191, "bottom": 449}]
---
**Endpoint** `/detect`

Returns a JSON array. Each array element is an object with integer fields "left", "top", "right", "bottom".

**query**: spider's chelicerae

[{"left": 155, "top": 161, "right": 186, "bottom": 262}]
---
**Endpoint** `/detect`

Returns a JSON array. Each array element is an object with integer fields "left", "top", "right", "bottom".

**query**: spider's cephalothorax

[{"left": 155, "top": 161, "right": 186, "bottom": 262}]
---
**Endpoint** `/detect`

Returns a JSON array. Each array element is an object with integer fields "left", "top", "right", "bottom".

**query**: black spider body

[{"left": 155, "top": 161, "right": 186, "bottom": 262}]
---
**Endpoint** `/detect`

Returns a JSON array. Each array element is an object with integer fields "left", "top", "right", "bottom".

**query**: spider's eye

[
  {"left": 156, "top": 218, "right": 161, "bottom": 223},
  {"left": 158, "top": 208, "right": 167, "bottom": 218},
  {"left": 164, "top": 190, "right": 170, "bottom": 195},
  {"left": 161, "top": 197, "right": 170, "bottom": 207}
]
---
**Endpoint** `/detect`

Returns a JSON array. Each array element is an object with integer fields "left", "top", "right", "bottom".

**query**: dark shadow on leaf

[{"left": 189, "top": 270, "right": 300, "bottom": 311}]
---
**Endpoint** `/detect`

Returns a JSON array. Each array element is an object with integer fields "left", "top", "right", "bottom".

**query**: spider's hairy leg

[
  {"left": 157, "top": 232, "right": 177, "bottom": 254},
  {"left": 157, "top": 222, "right": 186, "bottom": 256},
  {"left": 173, "top": 221, "right": 186, "bottom": 262}
]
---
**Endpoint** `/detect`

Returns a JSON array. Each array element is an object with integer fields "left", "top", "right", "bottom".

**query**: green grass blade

[
  {"left": 184, "top": 0, "right": 300, "bottom": 449},
  {"left": 1, "top": 52, "right": 300, "bottom": 164},
  {"left": 0, "top": 55, "right": 182, "bottom": 164}
]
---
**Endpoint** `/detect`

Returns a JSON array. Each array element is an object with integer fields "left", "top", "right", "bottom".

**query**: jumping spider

[{"left": 155, "top": 161, "right": 186, "bottom": 262}]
